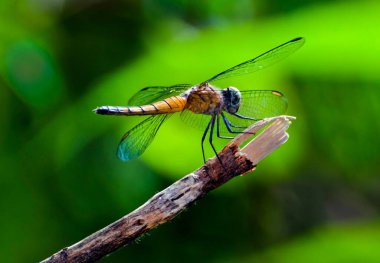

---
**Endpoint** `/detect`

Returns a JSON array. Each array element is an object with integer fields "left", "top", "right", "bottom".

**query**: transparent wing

[
  {"left": 238, "top": 90, "right": 288, "bottom": 118},
  {"left": 180, "top": 109, "right": 212, "bottom": 130},
  {"left": 128, "top": 84, "right": 192, "bottom": 105},
  {"left": 204, "top": 37, "right": 305, "bottom": 84},
  {"left": 117, "top": 114, "right": 170, "bottom": 161}
]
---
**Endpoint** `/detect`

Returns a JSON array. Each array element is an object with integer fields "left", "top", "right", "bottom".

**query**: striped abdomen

[{"left": 94, "top": 95, "right": 187, "bottom": 116}]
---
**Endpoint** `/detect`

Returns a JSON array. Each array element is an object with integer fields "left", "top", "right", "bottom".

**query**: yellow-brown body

[{"left": 95, "top": 84, "right": 223, "bottom": 116}]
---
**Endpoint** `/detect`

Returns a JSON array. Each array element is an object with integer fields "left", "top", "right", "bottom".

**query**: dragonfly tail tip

[{"left": 93, "top": 107, "right": 109, "bottom": 115}]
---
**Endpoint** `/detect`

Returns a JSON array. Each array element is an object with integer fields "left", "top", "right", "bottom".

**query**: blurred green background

[{"left": 1, "top": 0, "right": 379, "bottom": 262}]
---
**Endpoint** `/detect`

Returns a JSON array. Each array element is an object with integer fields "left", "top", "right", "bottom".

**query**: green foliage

[
  {"left": 222, "top": 222, "right": 380, "bottom": 263},
  {"left": 0, "top": 0, "right": 379, "bottom": 262}
]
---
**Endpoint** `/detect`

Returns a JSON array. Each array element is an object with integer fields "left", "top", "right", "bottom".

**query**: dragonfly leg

[
  {"left": 222, "top": 113, "right": 255, "bottom": 135},
  {"left": 217, "top": 115, "right": 234, "bottom": 139},
  {"left": 231, "top": 112, "right": 261, "bottom": 121},
  {"left": 209, "top": 115, "right": 223, "bottom": 165},
  {"left": 221, "top": 112, "right": 247, "bottom": 129},
  {"left": 201, "top": 117, "right": 212, "bottom": 163}
]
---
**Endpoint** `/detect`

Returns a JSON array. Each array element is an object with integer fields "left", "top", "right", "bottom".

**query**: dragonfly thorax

[
  {"left": 184, "top": 85, "right": 224, "bottom": 115},
  {"left": 221, "top": 86, "right": 241, "bottom": 114}
]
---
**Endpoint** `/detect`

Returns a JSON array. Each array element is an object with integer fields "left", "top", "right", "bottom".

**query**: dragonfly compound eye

[{"left": 222, "top": 86, "right": 241, "bottom": 114}]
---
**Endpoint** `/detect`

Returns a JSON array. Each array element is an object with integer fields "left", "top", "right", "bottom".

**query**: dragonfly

[{"left": 94, "top": 37, "right": 304, "bottom": 163}]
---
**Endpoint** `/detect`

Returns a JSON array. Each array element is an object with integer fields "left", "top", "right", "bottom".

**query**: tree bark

[{"left": 41, "top": 115, "right": 295, "bottom": 263}]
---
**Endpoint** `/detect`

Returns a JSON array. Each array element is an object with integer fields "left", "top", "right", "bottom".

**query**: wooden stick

[{"left": 41, "top": 115, "right": 295, "bottom": 263}]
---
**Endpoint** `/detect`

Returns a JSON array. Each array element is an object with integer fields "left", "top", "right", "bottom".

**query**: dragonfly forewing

[{"left": 204, "top": 37, "right": 305, "bottom": 84}]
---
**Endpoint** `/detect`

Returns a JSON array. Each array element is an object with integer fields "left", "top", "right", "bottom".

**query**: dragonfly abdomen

[{"left": 95, "top": 96, "right": 187, "bottom": 116}]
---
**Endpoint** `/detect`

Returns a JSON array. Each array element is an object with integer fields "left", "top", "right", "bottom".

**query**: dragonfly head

[{"left": 222, "top": 86, "right": 241, "bottom": 114}]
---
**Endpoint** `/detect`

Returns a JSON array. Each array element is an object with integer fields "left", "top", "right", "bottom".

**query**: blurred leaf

[
  {"left": 221, "top": 221, "right": 380, "bottom": 263},
  {"left": 4, "top": 40, "right": 63, "bottom": 110}
]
